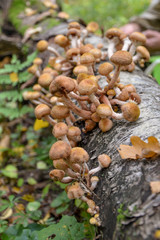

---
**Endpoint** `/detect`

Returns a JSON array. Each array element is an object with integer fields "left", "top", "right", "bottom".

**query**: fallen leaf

[
  {"left": 150, "top": 181, "right": 160, "bottom": 193},
  {"left": 118, "top": 136, "right": 160, "bottom": 160},
  {"left": 1, "top": 165, "right": 18, "bottom": 178},
  {"left": 0, "top": 208, "right": 13, "bottom": 220},
  {"left": 33, "top": 119, "right": 49, "bottom": 131},
  {"left": 10, "top": 72, "right": 18, "bottom": 82},
  {"left": 154, "top": 230, "right": 160, "bottom": 239}
]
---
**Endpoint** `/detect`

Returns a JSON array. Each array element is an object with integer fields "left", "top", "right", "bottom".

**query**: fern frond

[
  {"left": 19, "top": 71, "right": 32, "bottom": 83},
  {"left": 18, "top": 51, "right": 37, "bottom": 71},
  {"left": 0, "top": 74, "right": 12, "bottom": 84},
  {"left": 0, "top": 90, "right": 23, "bottom": 102},
  {"left": 0, "top": 105, "right": 33, "bottom": 120}
]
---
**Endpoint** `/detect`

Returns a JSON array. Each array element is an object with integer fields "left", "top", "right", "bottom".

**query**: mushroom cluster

[{"left": 23, "top": 22, "right": 150, "bottom": 225}]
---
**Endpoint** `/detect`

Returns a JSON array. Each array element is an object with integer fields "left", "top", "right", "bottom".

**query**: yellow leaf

[
  {"left": 21, "top": 194, "right": 35, "bottom": 202},
  {"left": 154, "top": 230, "right": 160, "bottom": 239},
  {"left": 33, "top": 119, "right": 49, "bottom": 131},
  {"left": 9, "top": 72, "right": 18, "bottom": 82},
  {"left": 0, "top": 208, "right": 13, "bottom": 220}
]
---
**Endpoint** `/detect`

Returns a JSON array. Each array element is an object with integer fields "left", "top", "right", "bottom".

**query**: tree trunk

[{"left": 80, "top": 66, "right": 160, "bottom": 240}]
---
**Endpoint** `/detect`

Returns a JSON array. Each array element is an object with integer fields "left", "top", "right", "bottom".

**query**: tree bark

[{"left": 80, "top": 67, "right": 160, "bottom": 240}]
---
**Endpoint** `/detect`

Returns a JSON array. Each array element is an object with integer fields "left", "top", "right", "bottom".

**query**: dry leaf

[
  {"left": 0, "top": 208, "right": 13, "bottom": 220},
  {"left": 118, "top": 136, "right": 160, "bottom": 160},
  {"left": 10, "top": 72, "right": 18, "bottom": 82},
  {"left": 150, "top": 181, "right": 160, "bottom": 193},
  {"left": 33, "top": 119, "right": 49, "bottom": 131}
]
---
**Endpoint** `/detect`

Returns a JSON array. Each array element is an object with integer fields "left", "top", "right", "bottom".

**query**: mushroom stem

[
  {"left": 110, "top": 99, "right": 126, "bottom": 106},
  {"left": 62, "top": 95, "right": 92, "bottom": 119},
  {"left": 89, "top": 93, "right": 100, "bottom": 107},
  {"left": 60, "top": 176, "right": 73, "bottom": 183},
  {"left": 47, "top": 46, "right": 61, "bottom": 57},
  {"left": 61, "top": 135, "right": 71, "bottom": 146},
  {"left": 44, "top": 115, "right": 57, "bottom": 126},
  {"left": 89, "top": 165, "right": 101, "bottom": 175},
  {"left": 122, "top": 37, "right": 131, "bottom": 51},
  {"left": 107, "top": 65, "right": 121, "bottom": 90},
  {"left": 69, "top": 92, "right": 89, "bottom": 101}
]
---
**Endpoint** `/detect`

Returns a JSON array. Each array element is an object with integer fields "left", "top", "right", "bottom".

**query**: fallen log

[{"left": 79, "top": 62, "right": 160, "bottom": 240}]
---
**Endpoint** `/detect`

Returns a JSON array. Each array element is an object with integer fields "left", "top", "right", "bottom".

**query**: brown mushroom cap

[
  {"left": 33, "top": 84, "right": 42, "bottom": 92},
  {"left": 50, "top": 105, "right": 69, "bottom": 119},
  {"left": 54, "top": 75, "right": 75, "bottom": 93},
  {"left": 69, "top": 147, "right": 89, "bottom": 164},
  {"left": 98, "top": 154, "right": 111, "bottom": 168},
  {"left": 98, "top": 62, "right": 114, "bottom": 76},
  {"left": 66, "top": 48, "right": 80, "bottom": 60},
  {"left": 121, "top": 102, "right": 140, "bottom": 122},
  {"left": 33, "top": 58, "right": 43, "bottom": 65},
  {"left": 80, "top": 52, "right": 95, "bottom": 65},
  {"left": 35, "top": 104, "right": 50, "bottom": 119},
  {"left": 37, "top": 40, "right": 48, "bottom": 52},
  {"left": 67, "top": 28, "right": 81, "bottom": 37},
  {"left": 129, "top": 32, "right": 146, "bottom": 45},
  {"left": 136, "top": 46, "right": 150, "bottom": 61},
  {"left": 67, "top": 126, "right": 81, "bottom": 142},
  {"left": 23, "top": 91, "right": 41, "bottom": 100},
  {"left": 99, "top": 118, "right": 113, "bottom": 132},
  {"left": 80, "top": 44, "right": 94, "bottom": 54},
  {"left": 105, "top": 28, "right": 124, "bottom": 39},
  {"left": 38, "top": 73, "right": 53, "bottom": 88},
  {"left": 67, "top": 183, "right": 84, "bottom": 199},
  {"left": 68, "top": 22, "right": 81, "bottom": 30},
  {"left": 53, "top": 122, "right": 68, "bottom": 138},
  {"left": 53, "top": 159, "right": 69, "bottom": 171},
  {"left": 110, "top": 50, "right": 132, "bottom": 66},
  {"left": 73, "top": 65, "right": 88, "bottom": 76},
  {"left": 49, "top": 169, "right": 65, "bottom": 181},
  {"left": 96, "top": 104, "right": 112, "bottom": 118},
  {"left": 78, "top": 78, "right": 98, "bottom": 95},
  {"left": 86, "top": 21, "right": 99, "bottom": 33},
  {"left": 54, "top": 34, "right": 69, "bottom": 48},
  {"left": 49, "top": 140, "right": 71, "bottom": 160}
]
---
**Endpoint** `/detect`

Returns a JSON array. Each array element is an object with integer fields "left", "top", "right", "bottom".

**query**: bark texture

[{"left": 80, "top": 67, "right": 160, "bottom": 240}]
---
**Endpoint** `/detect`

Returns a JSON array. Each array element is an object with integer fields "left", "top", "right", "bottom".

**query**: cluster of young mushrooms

[{"left": 23, "top": 21, "right": 150, "bottom": 226}]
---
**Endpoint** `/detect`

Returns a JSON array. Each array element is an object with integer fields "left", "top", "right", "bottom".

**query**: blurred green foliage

[{"left": 60, "top": 0, "right": 150, "bottom": 30}]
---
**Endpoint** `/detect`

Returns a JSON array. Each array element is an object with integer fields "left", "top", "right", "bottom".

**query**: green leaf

[
  {"left": 17, "top": 178, "right": 24, "bottom": 187},
  {"left": 27, "top": 177, "right": 37, "bottom": 185},
  {"left": 152, "top": 64, "right": 160, "bottom": 84},
  {"left": 35, "top": 215, "right": 85, "bottom": 240},
  {"left": 51, "top": 191, "right": 70, "bottom": 208},
  {"left": 36, "top": 161, "right": 47, "bottom": 170},
  {"left": 1, "top": 165, "right": 18, "bottom": 178},
  {"left": 27, "top": 201, "right": 41, "bottom": 212},
  {"left": 42, "top": 184, "right": 50, "bottom": 199},
  {"left": 149, "top": 55, "right": 160, "bottom": 63}
]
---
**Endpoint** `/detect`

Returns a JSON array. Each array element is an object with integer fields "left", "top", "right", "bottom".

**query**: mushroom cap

[
  {"left": 54, "top": 75, "right": 75, "bottom": 93},
  {"left": 69, "top": 147, "right": 89, "bottom": 164},
  {"left": 86, "top": 21, "right": 99, "bottom": 32},
  {"left": 54, "top": 34, "right": 69, "bottom": 47},
  {"left": 98, "top": 154, "right": 111, "bottom": 168},
  {"left": 42, "top": 67, "right": 58, "bottom": 77},
  {"left": 105, "top": 28, "right": 124, "bottom": 39},
  {"left": 53, "top": 159, "right": 69, "bottom": 171},
  {"left": 129, "top": 32, "right": 146, "bottom": 45},
  {"left": 73, "top": 65, "right": 88, "bottom": 76},
  {"left": 33, "top": 58, "right": 43, "bottom": 65},
  {"left": 66, "top": 48, "right": 80, "bottom": 59},
  {"left": 110, "top": 50, "right": 132, "bottom": 66},
  {"left": 121, "top": 102, "right": 140, "bottom": 122},
  {"left": 33, "top": 84, "right": 42, "bottom": 91},
  {"left": 53, "top": 122, "right": 68, "bottom": 138},
  {"left": 91, "top": 176, "right": 99, "bottom": 183},
  {"left": 98, "top": 62, "right": 114, "bottom": 76},
  {"left": 78, "top": 78, "right": 98, "bottom": 95},
  {"left": 68, "top": 21, "right": 81, "bottom": 29},
  {"left": 38, "top": 73, "right": 53, "bottom": 88},
  {"left": 49, "top": 140, "right": 71, "bottom": 160},
  {"left": 28, "top": 65, "right": 38, "bottom": 74},
  {"left": 107, "top": 89, "right": 116, "bottom": 97},
  {"left": 91, "top": 112, "right": 101, "bottom": 123},
  {"left": 67, "top": 183, "right": 84, "bottom": 199},
  {"left": 37, "top": 40, "right": 48, "bottom": 52},
  {"left": 80, "top": 44, "right": 94, "bottom": 54},
  {"left": 67, "top": 126, "right": 81, "bottom": 142},
  {"left": 136, "top": 46, "right": 150, "bottom": 61},
  {"left": 84, "top": 119, "right": 96, "bottom": 132},
  {"left": 80, "top": 52, "right": 95, "bottom": 65},
  {"left": 130, "top": 92, "right": 141, "bottom": 104},
  {"left": 67, "top": 28, "right": 80, "bottom": 37},
  {"left": 51, "top": 105, "right": 69, "bottom": 119},
  {"left": 23, "top": 91, "right": 41, "bottom": 100},
  {"left": 99, "top": 118, "right": 113, "bottom": 132},
  {"left": 96, "top": 104, "right": 112, "bottom": 118},
  {"left": 35, "top": 104, "right": 50, "bottom": 119},
  {"left": 49, "top": 169, "right": 65, "bottom": 181},
  {"left": 89, "top": 48, "right": 102, "bottom": 59}
]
